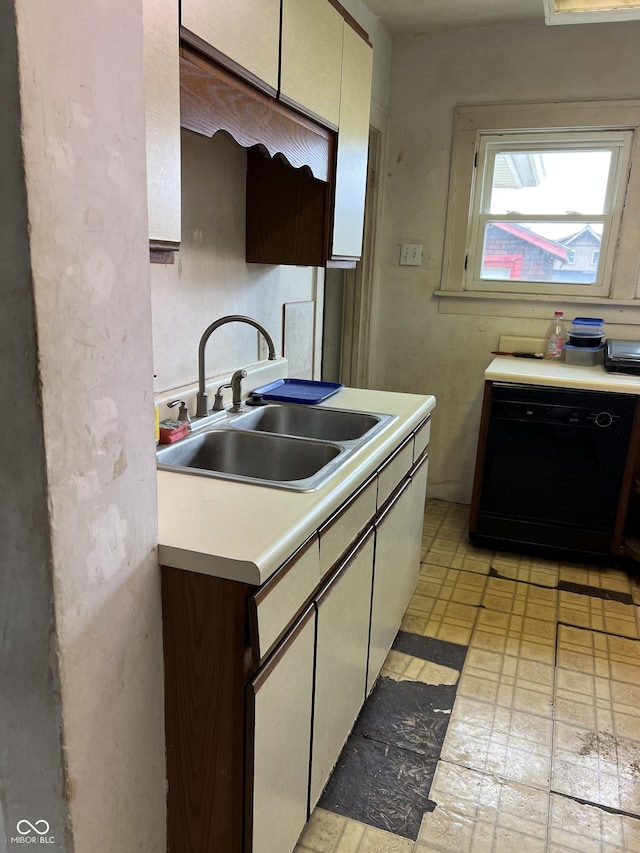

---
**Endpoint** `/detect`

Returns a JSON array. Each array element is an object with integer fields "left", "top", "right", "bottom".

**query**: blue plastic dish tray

[{"left": 250, "top": 378, "right": 344, "bottom": 404}]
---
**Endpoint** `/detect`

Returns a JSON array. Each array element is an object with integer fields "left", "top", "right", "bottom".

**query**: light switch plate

[{"left": 400, "top": 243, "right": 423, "bottom": 266}]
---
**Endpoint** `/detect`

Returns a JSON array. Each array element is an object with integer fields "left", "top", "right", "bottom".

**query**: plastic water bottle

[{"left": 545, "top": 310, "right": 567, "bottom": 360}]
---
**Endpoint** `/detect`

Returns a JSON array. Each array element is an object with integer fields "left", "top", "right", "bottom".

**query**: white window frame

[
  {"left": 438, "top": 101, "right": 640, "bottom": 310},
  {"left": 465, "top": 130, "right": 631, "bottom": 298}
]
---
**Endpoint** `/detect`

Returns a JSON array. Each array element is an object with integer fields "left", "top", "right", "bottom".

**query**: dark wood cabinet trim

[
  {"left": 612, "top": 398, "right": 640, "bottom": 555},
  {"left": 277, "top": 92, "right": 339, "bottom": 133},
  {"left": 180, "top": 45, "right": 332, "bottom": 182},
  {"left": 162, "top": 567, "right": 257, "bottom": 853},
  {"left": 326, "top": 0, "right": 372, "bottom": 45},
  {"left": 180, "top": 27, "right": 278, "bottom": 98}
]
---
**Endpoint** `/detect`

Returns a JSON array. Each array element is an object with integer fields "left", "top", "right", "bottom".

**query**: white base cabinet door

[
  {"left": 247, "top": 606, "right": 315, "bottom": 853},
  {"left": 310, "top": 530, "right": 375, "bottom": 809},
  {"left": 367, "top": 456, "right": 429, "bottom": 694}
]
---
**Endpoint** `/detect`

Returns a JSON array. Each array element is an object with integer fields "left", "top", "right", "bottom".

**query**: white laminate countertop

[
  {"left": 486, "top": 356, "right": 640, "bottom": 395},
  {"left": 157, "top": 386, "right": 436, "bottom": 586}
]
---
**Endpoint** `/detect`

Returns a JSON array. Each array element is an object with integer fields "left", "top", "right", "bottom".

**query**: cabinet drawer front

[
  {"left": 249, "top": 534, "right": 320, "bottom": 664},
  {"left": 319, "top": 477, "right": 377, "bottom": 577},
  {"left": 413, "top": 416, "right": 431, "bottom": 462},
  {"left": 377, "top": 435, "right": 414, "bottom": 509}
]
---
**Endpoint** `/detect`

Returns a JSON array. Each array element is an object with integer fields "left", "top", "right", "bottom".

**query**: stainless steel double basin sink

[{"left": 156, "top": 402, "right": 396, "bottom": 491}]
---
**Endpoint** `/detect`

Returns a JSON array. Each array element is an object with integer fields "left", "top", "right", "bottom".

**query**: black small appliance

[{"left": 604, "top": 339, "right": 640, "bottom": 375}]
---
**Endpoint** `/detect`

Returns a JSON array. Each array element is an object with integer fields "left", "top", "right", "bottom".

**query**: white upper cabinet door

[
  {"left": 143, "top": 0, "right": 181, "bottom": 246},
  {"left": 331, "top": 23, "right": 373, "bottom": 260},
  {"left": 181, "top": 0, "right": 281, "bottom": 95},
  {"left": 280, "top": 0, "right": 344, "bottom": 129}
]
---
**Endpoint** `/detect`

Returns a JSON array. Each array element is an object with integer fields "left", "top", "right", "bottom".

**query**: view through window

[{"left": 466, "top": 131, "right": 632, "bottom": 296}]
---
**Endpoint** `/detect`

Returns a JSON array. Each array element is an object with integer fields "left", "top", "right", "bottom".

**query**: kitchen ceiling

[
  {"left": 359, "top": 0, "right": 640, "bottom": 35},
  {"left": 359, "top": 0, "right": 544, "bottom": 35}
]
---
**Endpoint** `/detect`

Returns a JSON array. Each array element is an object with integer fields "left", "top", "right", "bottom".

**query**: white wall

[
  {"left": 0, "top": 6, "right": 70, "bottom": 848},
  {"left": 151, "top": 130, "right": 323, "bottom": 396},
  {"left": 13, "top": 0, "right": 165, "bottom": 850},
  {"left": 373, "top": 19, "right": 640, "bottom": 503}
]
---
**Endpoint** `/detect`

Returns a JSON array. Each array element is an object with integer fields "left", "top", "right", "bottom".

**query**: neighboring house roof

[
  {"left": 557, "top": 224, "right": 602, "bottom": 246},
  {"left": 493, "top": 152, "right": 546, "bottom": 189},
  {"left": 491, "top": 222, "right": 570, "bottom": 261}
]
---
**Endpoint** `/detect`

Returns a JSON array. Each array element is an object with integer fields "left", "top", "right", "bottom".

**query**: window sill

[{"left": 434, "top": 289, "right": 640, "bottom": 323}]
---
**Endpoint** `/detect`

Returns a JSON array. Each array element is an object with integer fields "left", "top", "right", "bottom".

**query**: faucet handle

[
  {"left": 212, "top": 382, "right": 232, "bottom": 412},
  {"left": 167, "top": 399, "right": 192, "bottom": 427}
]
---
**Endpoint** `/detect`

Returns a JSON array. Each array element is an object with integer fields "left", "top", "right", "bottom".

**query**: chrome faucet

[{"left": 196, "top": 315, "right": 276, "bottom": 418}]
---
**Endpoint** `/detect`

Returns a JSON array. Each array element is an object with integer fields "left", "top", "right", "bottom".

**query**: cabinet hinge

[
  {"left": 464, "top": 255, "right": 468, "bottom": 270},
  {"left": 474, "top": 151, "right": 478, "bottom": 168}
]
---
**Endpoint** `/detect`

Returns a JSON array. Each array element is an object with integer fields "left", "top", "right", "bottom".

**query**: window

[
  {"left": 466, "top": 131, "right": 631, "bottom": 296},
  {"left": 544, "top": 0, "right": 640, "bottom": 26},
  {"left": 439, "top": 101, "right": 640, "bottom": 307}
]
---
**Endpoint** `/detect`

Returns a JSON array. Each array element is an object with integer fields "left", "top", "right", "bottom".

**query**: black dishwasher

[{"left": 470, "top": 383, "right": 637, "bottom": 559}]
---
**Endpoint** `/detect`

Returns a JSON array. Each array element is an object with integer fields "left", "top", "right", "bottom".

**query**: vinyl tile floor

[{"left": 295, "top": 499, "right": 640, "bottom": 853}]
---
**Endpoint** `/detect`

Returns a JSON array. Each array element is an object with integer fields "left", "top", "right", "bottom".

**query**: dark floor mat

[
  {"left": 318, "top": 734, "right": 437, "bottom": 840},
  {"left": 392, "top": 630, "right": 467, "bottom": 670},
  {"left": 353, "top": 676, "right": 455, "bottom": 757}
]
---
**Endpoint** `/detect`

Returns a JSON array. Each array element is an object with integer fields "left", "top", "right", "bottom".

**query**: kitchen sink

[
  {"left": 229, "top": 403, "right": 387, "bottom": 441},
  {"left": 157, "top": 401, "right": 397, "bottom": 491},
  {"left": 157, "top": 429, "right": 345, "bottom": 491}
]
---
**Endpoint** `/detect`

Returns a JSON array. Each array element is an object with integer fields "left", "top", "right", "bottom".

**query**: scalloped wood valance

[{"left": 180, "top": 46, "right": 332, "bottom": 183}]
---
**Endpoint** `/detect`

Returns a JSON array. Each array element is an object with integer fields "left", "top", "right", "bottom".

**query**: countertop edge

[{"left": 485, "top": 356, "right": 640, "bottom": 395}]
